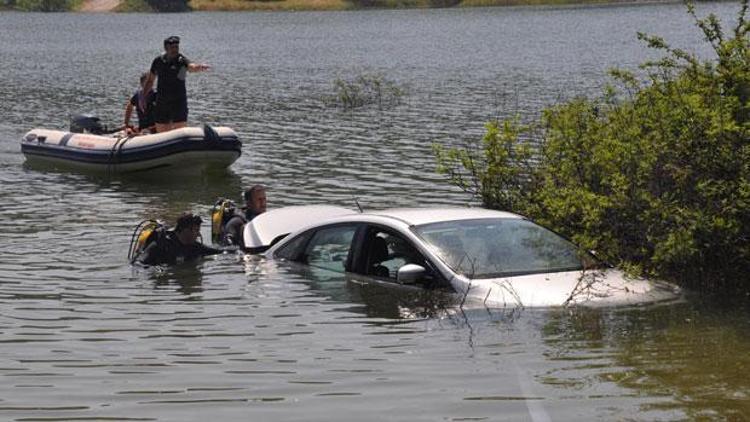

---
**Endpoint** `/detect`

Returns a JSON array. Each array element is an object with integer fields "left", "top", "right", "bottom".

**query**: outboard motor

[{"left": 70, "top": 114, "right": 106, "bottom": 135}]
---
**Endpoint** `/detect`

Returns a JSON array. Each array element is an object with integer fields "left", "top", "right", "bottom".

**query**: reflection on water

[
  {"left": 22, "top": 162, "right": 245, "bottom": 215},
  {"left": 541, "top": 301, "right": 750, "bottom": 420},
  {"left": 1, "top": 3, "right": 749, "bottom": 421},
  {"left": 148, "top": 263, "right": 206, "bottom": 297},
  {"left": 259, "top": 257, "right": 462, "bottom": 320}
]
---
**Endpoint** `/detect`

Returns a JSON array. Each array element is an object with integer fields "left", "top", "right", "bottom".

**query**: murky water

[{"left": 1, "top": 3, "right": 749, "bottom": 421}]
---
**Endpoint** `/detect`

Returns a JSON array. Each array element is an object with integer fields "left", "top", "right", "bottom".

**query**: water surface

[{"left": 1, "top": 3, "right": 749, "bottom": 421}]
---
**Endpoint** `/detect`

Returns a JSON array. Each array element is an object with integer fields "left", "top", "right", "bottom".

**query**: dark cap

[
  {"left": 164, "top": 35, "right": 180, "bottom": 46},
  {"left": 175, "top": 212, "right": 202, "bottom": 232}
]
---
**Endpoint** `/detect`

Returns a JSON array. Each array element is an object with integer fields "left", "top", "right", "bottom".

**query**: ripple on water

[{"left": 1, "top": 4, "right": 749, "bottom": 421}]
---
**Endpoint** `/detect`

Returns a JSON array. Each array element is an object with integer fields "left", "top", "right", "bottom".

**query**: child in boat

[{"left": 123, "top": 72, "right": 157, "bottom": 135}]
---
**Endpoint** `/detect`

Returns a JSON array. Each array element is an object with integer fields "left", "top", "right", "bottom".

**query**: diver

[
  {"left": 134, "top": 213, "right": 221, "bottom": 266},
  {"left": 216, "top": 185, "right": 267, "bottom": 248}
]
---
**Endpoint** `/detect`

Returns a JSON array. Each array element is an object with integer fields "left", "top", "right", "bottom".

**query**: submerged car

[{"left": 244, "top": 206, "right": 680, "bottom": 308}]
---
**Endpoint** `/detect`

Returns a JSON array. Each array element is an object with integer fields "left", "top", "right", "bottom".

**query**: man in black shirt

[
  {"left": 141, "top": 36, "right": 210, "bottom": 133},
  {"left": 137, "top": 213, "right": 220, "bottom": 266},
  {"left": 222, "top": 185, "right": 268, "bottom": 248}
]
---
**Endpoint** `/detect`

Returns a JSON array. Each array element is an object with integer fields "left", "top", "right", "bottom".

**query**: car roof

[
  {"left": 246, "top": 206, "right": 523, "bottom": 250},
  {"left": 364, "top": 207, "right": 522, "bottom": 226},
  {"left": 243, "top": 205, "right": 355, "bottom": 249}
]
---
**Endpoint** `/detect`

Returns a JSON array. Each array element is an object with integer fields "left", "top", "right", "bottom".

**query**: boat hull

[{"left": 21, "top": 126, "right": 241, "bottom": 174}]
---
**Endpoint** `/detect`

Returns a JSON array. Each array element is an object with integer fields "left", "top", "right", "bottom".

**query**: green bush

[
  {"left": 15, "top": 0, "right": 70, "bottom": 11},
  {"left": 346, "top": 0, "right": 460, "bottom": 8},
  {"left": 116, "top": 0, "right": 155, "bottom": 11},
  {"left": 330, "top": 73, "right": 406, "bottom": 110},
  {"left": 434, "top": 1, "right": 750, "bottom": 293}
]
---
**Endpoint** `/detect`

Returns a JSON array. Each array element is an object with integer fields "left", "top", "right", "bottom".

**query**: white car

[{"left": 244, "top": 206, "right": 681, "bottom": 308}]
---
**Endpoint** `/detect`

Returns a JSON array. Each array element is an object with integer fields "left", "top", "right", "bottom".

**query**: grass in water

[{"left": 328, "top": 73, "right": 406, "bottom": 110}]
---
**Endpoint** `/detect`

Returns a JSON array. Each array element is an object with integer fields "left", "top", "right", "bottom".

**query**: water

[{"left": 1, "top": 3, "right": 749, "bottom": 420}]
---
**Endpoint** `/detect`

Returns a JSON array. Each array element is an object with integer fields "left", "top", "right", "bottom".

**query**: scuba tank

[
  {"left": 128, "top": 219, "right": 167, "bottom": 263},
  {"left": 211, "top": 198, "right": 237, "bottom": 244}
]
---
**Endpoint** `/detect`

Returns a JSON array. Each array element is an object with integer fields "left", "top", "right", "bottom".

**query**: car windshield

[{"left": 413, "top": 218, "right": 597, "bottom": 279}]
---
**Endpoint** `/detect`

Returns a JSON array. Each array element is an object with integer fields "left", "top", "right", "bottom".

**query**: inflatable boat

[{"left": 21, "top": 117, "right": 242, "bottom": 173}]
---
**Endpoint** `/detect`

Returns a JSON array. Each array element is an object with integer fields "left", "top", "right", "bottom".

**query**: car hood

[{"left": 454, "top": 269, "right": 681, "bottom": 308}]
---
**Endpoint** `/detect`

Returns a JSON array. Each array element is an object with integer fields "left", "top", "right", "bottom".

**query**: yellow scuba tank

[
  {"left": 211, "top": 205, "right": 223, "bottom": 243},
  {"left": 136, "top": 223, "right": 157, "bottom": 252},
  {"left": 128, "top": 220, "right": 166, "bottom": 263},
  {"left": 211, "top": 199, "right": 236, "bottom": 244}
]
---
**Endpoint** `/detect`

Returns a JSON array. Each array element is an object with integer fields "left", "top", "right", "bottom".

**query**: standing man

[
  {"left": 222, "top": 185, "right": 268, "bottom": 248},
  {"left": 141, "top": 36, "right": 210, "bottom": 133}
]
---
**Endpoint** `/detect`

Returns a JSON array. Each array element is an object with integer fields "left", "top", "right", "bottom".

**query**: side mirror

[{"left": 397, "top": 264, "right": 425, "bottom": 284}]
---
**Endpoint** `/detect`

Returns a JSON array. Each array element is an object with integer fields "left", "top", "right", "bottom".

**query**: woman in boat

[{"left": 123, "top": 72, "right": 157, "bottom": 135}]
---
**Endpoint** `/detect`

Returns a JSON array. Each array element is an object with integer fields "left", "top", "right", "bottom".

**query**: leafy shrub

[
  {"left": 15, "top": 0, "right": 70, "bottom": 11},
  {"left": 435, "top": 1, "right": 750, "bottom": 293},
  {"left": 115, "top": 0, "right": 155, "bottom": 11},
  {"left": 330, "top": 73, "right": 406, "bottom": 110},
  {"left": 347, "top": 0, "right": 460, "bottom": 7}
]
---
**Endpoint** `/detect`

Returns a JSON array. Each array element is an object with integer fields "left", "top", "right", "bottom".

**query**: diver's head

[
  {"left": 243, "top": 185, "right": 267, "bottom": 215},
  {"left": 175, "top": 212, "right": 202, "bottom": 245}
]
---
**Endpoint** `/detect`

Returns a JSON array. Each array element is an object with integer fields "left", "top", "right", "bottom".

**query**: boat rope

[{"left": 108, "top": 134, "right": 133, "bottom": 174}]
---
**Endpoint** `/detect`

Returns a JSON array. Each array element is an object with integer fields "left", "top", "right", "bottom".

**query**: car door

[
  {"left": 355, "top": 225, "right": 443, "bottom": 287},
  {"left": 272, "top": 223, "right": 361, "bottom": 276}
]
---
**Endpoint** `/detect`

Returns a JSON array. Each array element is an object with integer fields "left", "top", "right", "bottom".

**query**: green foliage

[
  {"left": 346, "top": 0, "right": 460, "bottom": 7},
  {"left": 434, "top": 117, "right": 537, "bottom": 212},
  {"left": 434, "top": 0, "right": 750, "bottom": 293},
  {"left": 8, "top": 0, "right": 186, "bottom": 11},
  {"left": 15, "top": 0, "right": 70, "bottom": 11},
  {"left": 116, "top": 0, "right": 155, "bottom": 12},
  {"left": 330, "top": 73, "right": 406, "bottom": 110}
]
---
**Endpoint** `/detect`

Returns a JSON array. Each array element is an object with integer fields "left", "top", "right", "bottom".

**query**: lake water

[{"left": 1, "top": 3, "right": 749, "bottom": 421}]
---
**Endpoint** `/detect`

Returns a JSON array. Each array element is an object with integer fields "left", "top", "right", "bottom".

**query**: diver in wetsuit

[
  {"left": 137, "top": 213, "right": 220, "bottom": 266},
  {"left": 221, "top": 185, "right": 267, "bottom": 248}
]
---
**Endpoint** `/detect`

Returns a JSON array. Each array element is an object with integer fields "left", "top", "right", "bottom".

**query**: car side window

[
  {"left": 364, "top": 229, "right": 428, "bottom": 281},
  {"left": 273, "top": 232, "right": 311, "bottom": 261},
  {"left": 302, "top": 225, "right": 358, "bottom": 274}
]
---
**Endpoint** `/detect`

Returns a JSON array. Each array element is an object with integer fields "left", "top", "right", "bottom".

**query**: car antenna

[{"left": 350, "top": 191, "right": 363, "bottom": 213}]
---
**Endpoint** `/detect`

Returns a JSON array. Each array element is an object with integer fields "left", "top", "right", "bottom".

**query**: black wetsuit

[
  {"left": 150, "top": 53, "right": 190, "bottom": 124},
  {"left": 136, "top": 231, "right": 220, "bottom": 266},
  {"left": 222, "top": 208, "right": 261, "bottom": 248}
]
